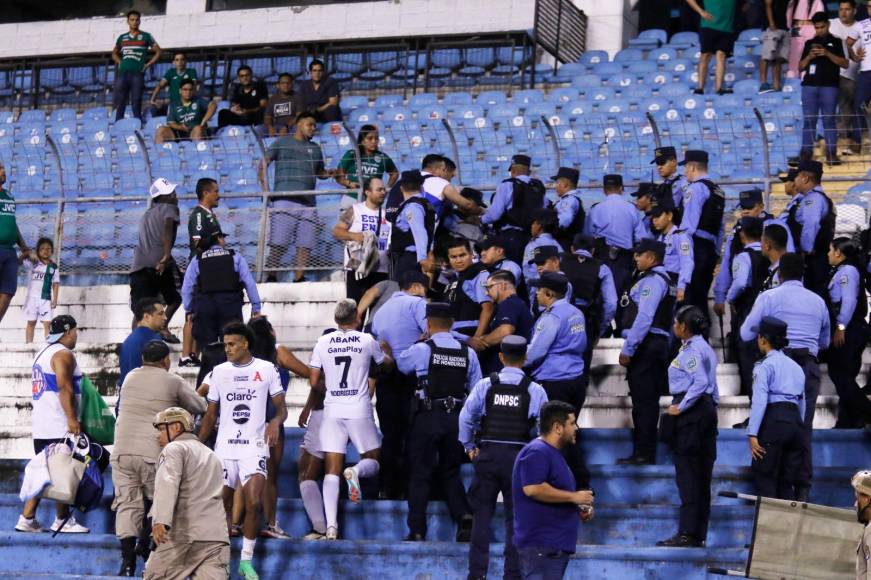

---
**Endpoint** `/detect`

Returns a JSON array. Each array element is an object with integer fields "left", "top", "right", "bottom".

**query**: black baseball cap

[
  {"left": 651, "top": 146, "right": 677, "bottom": 164},
  {"left": 737, "top": 188, "right": 763, "bottom": 209},
  {"left": 678, "top": 150, "right": 708, "bottom": 165},
  {"left": 47, "top": 315, "right": 77, "bottom": 344},
  {"left": 797, "top": 159, "right": 823, "bottom": 178},
  {"left": 531, "top": 245, "right": 561, "bottom": 265},
  {"left": 633, "top": 238, "right": 666, "bottom": 256},
  {"left": 509, "top": 154, "right": 532, "bottom": 169},
  {"left": 538, "top": 271, "right": 569, "bottom": 294},
  {"left": 779, "top": 168, "right": 799, "bottom": 182},
  {"left": 552, "top": 167, "right": 580, "bottom": 185},
  {"left": 630, "top": 182, "right": 657, "bottom": 198},
  {"left": 479, "top": 234, "right": 509, "bottom": 251},
  {"left": 603, "top": 174, "right": 623, "bottom": 188}
]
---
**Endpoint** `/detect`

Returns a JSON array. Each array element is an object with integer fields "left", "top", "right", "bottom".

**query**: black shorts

[
  {"left": 33, "top": 438, "right": 65, "bottom": 455},
  {"left": 170, "top": 127, "right": 211, "bottom": 141},
  {"left": 130, "top": 261, "right": 182, "bottom": 309},
  {"left": 699, "top": 27, "right": 734, "bottom": 55}
]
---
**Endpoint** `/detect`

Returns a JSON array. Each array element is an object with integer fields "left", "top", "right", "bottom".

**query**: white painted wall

[{"left": 571, "top": 0, "right": 632, "bottom": 56}]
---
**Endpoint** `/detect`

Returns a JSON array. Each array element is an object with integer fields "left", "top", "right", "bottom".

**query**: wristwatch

[{"left": 837, "top": 323, "right": 846, "bottom": 331}]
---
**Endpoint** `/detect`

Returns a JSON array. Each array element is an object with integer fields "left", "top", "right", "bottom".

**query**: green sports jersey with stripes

[
  {"left": 115, "top": 31, "right": 156, "bottom": 74},
  {"left": 0, "top": 189, "right": 19, "bottom": 250}
]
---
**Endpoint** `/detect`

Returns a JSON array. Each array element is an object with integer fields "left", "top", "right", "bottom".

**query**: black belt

[
  {"left": 784, "top": 347, "right": 817, "bottom": 364},
  {"left": 767, "top": 401, "right": 802, "bottom": 411},
  {"left": 423, "top": 395, "right": 465, "bottom": 413}
]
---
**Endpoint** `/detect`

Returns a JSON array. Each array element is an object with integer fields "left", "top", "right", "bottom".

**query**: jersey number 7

[{"left": 334, "top": 356, "right": 351, "bottom": 388}]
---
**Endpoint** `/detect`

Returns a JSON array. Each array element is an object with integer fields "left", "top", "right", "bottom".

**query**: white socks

[
  {"left": 300, "top": 479, "right": 327, "bottom": 534},
  {"left": 354, "top": 458, "right": 380, "bottom": 478},
  {"left": 241, "top": 537, "right": 256, "bottom": 561},
  {"left": 323, "top": 474, "right": 340, "bottom": 530}
]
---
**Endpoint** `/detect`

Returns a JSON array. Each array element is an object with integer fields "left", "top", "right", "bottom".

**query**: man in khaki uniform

[
  {"left": 146, "top": 407, "right": 229, "bottom": 580},
  {"left": 855, "top": 470, "right": 871, "bottom": 579},
  {"left": 112, "top": 341, "right": 206, "bottom": 576}
]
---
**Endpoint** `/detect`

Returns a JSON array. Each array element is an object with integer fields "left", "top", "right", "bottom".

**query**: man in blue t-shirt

[
  {"left": 119, "top": 297, "right": 167, "bottom": 388},
  {"left": 468, "top": 269, "right": 533, "bottom": 374},
  {"left": 512, "top": 400, "right": 594, "bottom": 579}
]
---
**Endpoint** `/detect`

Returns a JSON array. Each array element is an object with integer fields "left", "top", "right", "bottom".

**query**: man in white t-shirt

[
  {"left": 832, "top": 0, "right": 863, "bottom": 153},
  {"left": 419, "top": 154, "right": 482, "bottom": 222},
  {"left": 848, "top": 0, "right": 871, "bottom": 143},
  {"left": 198, "top": 321, "right": 286, "bottom": 580},
  {"left": 309, "top": 299, "right": 393, "bottom": 540}
]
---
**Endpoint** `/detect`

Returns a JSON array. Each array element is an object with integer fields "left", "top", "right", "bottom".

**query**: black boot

[{"left": 119, "top": 537, "right": 137, "bottom": 576}]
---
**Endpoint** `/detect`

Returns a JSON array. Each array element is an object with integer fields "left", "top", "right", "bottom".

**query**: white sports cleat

[
  {"left": 326, "top": 526, "right": 339, "bottom": 540},
  {"left": 343, "top": 466, "right": 362, "bottom": 503},
  {"left": 15, "top": 515, "right": 43, "bottom": 533},
  {"left": 50, "top": 516, "right": 89, "bottom": 533}
]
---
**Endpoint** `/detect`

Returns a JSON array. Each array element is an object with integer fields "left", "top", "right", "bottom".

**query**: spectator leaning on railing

[
  {"left": 218, "top": 65, "right": 268, "bottom": 129},
  {"left": 155, "top": 80, "right": 216, "bottom": 145},
  {"left": 148, "top": 52, "right": 198, "bottom": 118},
  {"left": 112, "top": 9, "right": 161, "bottom": 122},
  {"left": 264, "top": 73, "right": 306, "bottom": 137}
]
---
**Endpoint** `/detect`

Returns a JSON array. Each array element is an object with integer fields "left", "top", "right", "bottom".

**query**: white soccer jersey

[
  {"left": 309, "top": 329, "right": 385, "bottom": 419},
  {"left": 206, "top": 357, "right": 283, "bottom": 460},
  {"left": 851, "top": 19, "right": 871, "bottom": 72}
]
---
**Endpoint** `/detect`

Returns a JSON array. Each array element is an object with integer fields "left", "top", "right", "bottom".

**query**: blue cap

[
  {"left": 797, "top": 159, "right": 823, "bottom": 178},
  {"left": 756, "top": 316, "right": 788, "bottom": 342},
  {"left": 552, "top": 167, "right": 580, "bottom": 185},
  {"left": 531, "top": 245, "right": 561, "bottom": 265},
  {"left": 678, "top": 149, "right": 708, "bottom": 165},
  {"left": 500, "top": 335, "right": 528, "bottom": 356},
  {"left": 633, "top": 238, "right": 666, "bottom": 257},
  {"left": 426, "top": 302, "right": 453, "bottom": 319}
]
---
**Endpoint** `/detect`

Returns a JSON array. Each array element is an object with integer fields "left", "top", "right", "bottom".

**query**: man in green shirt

[
  {"left": 0, "top": 163, "right": 33, "bottom": 325},
  {"left": 148, "top": 52, "right": 198, "bottom": 117},
  {"left": 687, "top": 0, "right": 736, "bottom": 95},
  {"left": 155, "top": 80, "right": 216, "bottom": 144},
  {"left": 112, "top": 10, "right": 161, "bottom": 122}
]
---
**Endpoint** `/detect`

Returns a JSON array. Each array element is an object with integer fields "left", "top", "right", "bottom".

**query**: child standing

[{"left": 23, "top": 237, "right": 59, "bottom": 343}]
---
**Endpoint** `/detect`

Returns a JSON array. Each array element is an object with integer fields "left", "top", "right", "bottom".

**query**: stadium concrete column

[{"left": 571, "top": 0, "right": 637, "bottom": 56}]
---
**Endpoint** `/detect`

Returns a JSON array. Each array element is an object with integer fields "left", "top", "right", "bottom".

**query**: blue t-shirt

[
  {"left": 512, "top": 438, "right": 578, "bottom": 553},
  {"left": 491, "top": 294, "right": 534, "bottom": 341},
  {"left": 266, "top": 366, "right": 291, "bottom": 421},
  {"left": 119, "top": 327, "right": 162, "bottom": 386}
]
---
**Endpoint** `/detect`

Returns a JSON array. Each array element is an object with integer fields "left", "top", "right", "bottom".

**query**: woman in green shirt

[{"left": 336, "top": 125, "right": 399, "bottom": 195}]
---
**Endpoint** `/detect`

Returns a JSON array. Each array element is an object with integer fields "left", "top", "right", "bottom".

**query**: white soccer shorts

[
  {"left": 220, "top": 455, "right": 268, "bottom": 489},
  {"left": 23, "top": 298, "right": 52, "bottom": 323},
  {"left": 301, "top": 409, "right": 325, "bottom": 460},
  {"left": 318, "top": 413, "right": 382, "bottom": 455}
]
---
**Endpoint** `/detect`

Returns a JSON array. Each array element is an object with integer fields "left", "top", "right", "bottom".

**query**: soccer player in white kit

[
  {"left": 198, "top": 321, "right": 286, "bottom": 580},
  {"left": 309, "top": 299, "right": 392, "bottom": 540}
]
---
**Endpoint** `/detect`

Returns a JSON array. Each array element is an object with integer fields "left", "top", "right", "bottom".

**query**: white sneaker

[
  {"left": 343, "top": 466, "right": 362, "bottom": 503},
  {"left": 302, "top": 529, "right": 327, "bottom": 540},
  {"left": 325, "top": 526, "right": 338, "bottom": 540},
  {"left": 15, "top": 515, "right": 43, "bottom": 532},
  {"left": 50, "top": 516, "right": 89, "bottom": 533}
]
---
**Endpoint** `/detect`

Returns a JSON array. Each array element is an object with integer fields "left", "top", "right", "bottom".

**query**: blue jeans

[
  {"left": 801, "top": 84, "right": 839, "bottom": 157},
  {"left": 518, "top": 546, "right": 570, "bottom": 580},
  {"left": 855, "top": 70, "right": 871, "bottom": 143},
  {"left": 113, "top": 70, "right": 145, "bottom": 121}
]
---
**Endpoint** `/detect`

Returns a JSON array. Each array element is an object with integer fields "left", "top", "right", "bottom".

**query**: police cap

[
  {"left": 399, "top": 170, "right": 424, "bottom": 189},
  {"left": 509, "top": 154, "right": 532, "bottom": 169},
  {"left": 630, "top": 182, "right": 657, "bottom": 198},
  {"left": 756, "top": 316, "right": 788, "bottom": 341},
  {"left": 460, "top": 187, "right": 487, "bottom": 208},
  {"left": 572, "top": 233, "right": 595, "bottom": 252},
  {"left": 779, "top": 168, "right": 799, "bottom": 183},
  {"left": 603, "top": 174, "right": 623, "bottom": 188},
  {"left": 538, "top": 271, "right": 569, "bottom": 295},
  {"left": 551, "top": 167, "right": 580, "bottom": 185},
  {"left": 426, "top": 302, "right": 453, "bottom": 319},
  {"left": 479, "top": 234, "right": 509, "bottom": 251},
  {"left": 531, "top": 244, "right": 561, "bottom": 265},
  {"left": 737, "top": 188, "right": 763, "bottom": 209},
  {"left": 651, "top": 146, "right": 677, "bottom": 164},
  {"left": 500, "top": 335, "right": 528, "bottom": 356},
  {"left": 797, "top": 159, "right": 823, "bottom": 179},
  {"left": 153, "top": 407, "right": 194, "bottom": 432},
  {"left": 530, "top": 208, "right": 558, "bottom": 228},
  {"left": 633, "top": 238, "right": 666, "bottom": 257},
  {"left": 678, "top": 149, "right": 708, "bottom": 165}
]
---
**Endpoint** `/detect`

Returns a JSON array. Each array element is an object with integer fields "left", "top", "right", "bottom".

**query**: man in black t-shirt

[
  {"left": 217, "top": 65, "right": 269, "bottom": 128},
  {"left": 799, "top": 12, "right": 850, "bottom": 165},
  {"left": 468, "top": 270, "right": 534, "bottom": 374},
  {"left": 298, "top": 59, "right": 342, "bottom": 123}
]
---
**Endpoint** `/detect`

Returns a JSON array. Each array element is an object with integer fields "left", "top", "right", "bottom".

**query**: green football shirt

[
  {"left": 0, "top": 189, "right": 19, "bottom": 250},
  {"left": 187, "top": 205, "right": 222, "bottom": 257},
  {"left": 168, "top": 99, "right": 209, "bottom": 129},
  {"left": 163, "top": 67, "right": 198, "bottom": 104},
  {"left": 115, "top": 31, "right": 156, "bottom": 74}
]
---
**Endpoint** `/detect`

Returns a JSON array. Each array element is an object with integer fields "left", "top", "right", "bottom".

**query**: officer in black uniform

[
  {"left": 389, "top": 170, "right": 437, "bottom": 281},
  {"left": 396, "top": 302, "right": 483, "bottom": 542},
  {"left": 180, "top": 235, "right": 261, "bottom": 347},
  {"left": 458, "top": 335, "right": 549, "bottom": 580}
]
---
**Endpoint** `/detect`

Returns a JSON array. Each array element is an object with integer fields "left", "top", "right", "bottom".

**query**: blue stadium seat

[
  {"left": 49, "top": 108, "right": 77, "bottom": 126},
  {"left": 246, "top": 57, "right": 274, "bottom": 80},
  {"left": 382, "top": 106, "right": 413, "bottom": 124},
  {"left": 332, "top": 53, "right": 365, "bottom": 82},
  {"left": 489, "top": 103, "right": 522, "bottom": 125},
  {"left": 82, "top": 107, "right": 109, "bottom": 122},
  {"left": 614, "top": 48, "right": 644, "bottom": 65},
  {"left": 563, "top": 100, "right": 591, "bottom": 121},
  {"left": 639, "top": 97, "right": 670, "bottom": 113},
  {"left": 18, "top": 109, "right": 45, "bottom": 125},
  {"left": 668, "top": 31, "right": 700, "bottom": 48},
  {"left": 226, "top": 168, "right": 260, "bottom": 193},
  {"left": 349, "top": 107, "right": 377, "bottom": 125},
  {"left": 443, "top": 92, "right": 474, "bottom": 109},
  {"left": 662, "top": 58, "right": 692, "bottom": 75},
  {"left": 578, "top": 51, "right": 609, "bottom": 68},
  {"left": 476, "top": 90, "right": 508, "bottom": 108},
  {"left": 586, "top": 87, "right": 616, "bottom": 106},
  {"left": 409, "top": 93, "right": 439, "bottom": 109},
  {"left": 648, "top": 47, "right": 678, "bottom": 62},
  {"left": 548, "top": 87, "right": 579, "bottom": 104},
  {"left": 342, "top": 95, "right": 369, "bottom": 112},
  {"left": 629, "top": 29, "right": 667, "bottom": 49},
  {"left": 273, "top": 55, "right": 304, "bottom": 77},
  {"left": 79, "top": 172, "right": 114, "bottom": 196},
  {"left": 571, "top": 74, "right": 602, "bottom": 90},
  {"left": 118, "top": 171, "right": 150, "bottom": 193},
  {"left": 627, "top": 61, "right": 657, "bottom": 78},
  {"left": 731, "top": 55, "right": 759, "bottom": 79},
  {"left": 643, "top": 71, "right": 670, "bottom": 88},
  {"left": 493, "top": 46, "right": 527, "bottom": 76},
  {"left": 462, "top": 47, "right": 496, "bottom": 74},
  {"left": 366, "top": 51, "right": 401, "bottom": 78},
  {"left": 735, "top": 28, "right": 763, "bottom": 54},
  {"left": 512, "top": 89, "right": 544, "bottom": 106},
  {"left": 606, "top": 73, "right": 634, "bottom": 90},
  {"left": 374, "top": 94, "right": 404, "bottom": 108},
  {"left": 417, "top": 104, "right": 447, "bottom": 123},
  {"left": 431, "top": 49, "right": 463, "bottom": 71},
  {"left": 524, "top": 102, "right": 557, "bottom": 123},
  {"left": 592, "top": 61, "right": 624, "bottom": 77},
  {"left": 553, "top": 63, "right": 586, "bottom": 83},
  {"left": 451, "top": 103, "right": 485, "bottom": 125}
]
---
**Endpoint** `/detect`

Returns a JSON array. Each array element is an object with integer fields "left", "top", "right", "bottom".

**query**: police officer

[
  {"left": 792, "top": 160, "right": 836, "bottom": 297},
  {"left": 760, "top": 223, "right": 789, "bottom": 291},
  {"left": 564, "top": 234, "right": 618, "bottom": 343},
  {"left": 459, "top": 335, "right": 548, "bottom": 580},
  {"left": 444, "top": 237, "right": 493, "bottom": 337},
  {"left": 389, "top": 170, "right": 437, "bottom": 281},
  {"left": 584, "top": 174, "right": 647, "bottom": 297},
  {"left": 631, "top": 182, "right": 662, "bottom": 239},
  {"left": 826, "top": 237, "right": 871, "bottom": 428},
  {"left": 618, "top": 239, "right": 676, "bottom": 464},
  {"left": 180, "top": 234, "right": 261, "bottom": 348},
  {"left": 549, "top": 167, "right": 585, "bottom": 249},
  {"left": 481, "top": 154, "right": 546, "bottom": 264},
  {"left": 521, "top": 208, "right": 563, "bottom": 303},
  {"left": 468, "top": 270, "right": 534, "bottom": 374},
  {"left": 530, "top": 245, "right": 566, "bottom": 317},
  {"left": 397, "top": 302, "right": 482, "bottom": 542},
  {"left": 679, "top": 150, "right": 725, "bottom": 316},
  {"left": 652, "top": 145, "right": 690, "bottom": 222},
  {"left": 778, "top": 167, "right": 803, "bottom": 243},
  {"left": 525, "top": 271, "right": 590, "bottom": 488},
  {"left": 746, "top": 317, "right": 811, "bottom": 501},
  {"left": 145, "top": 407, "right": 229, "bottom": 580},
  {"left": 651, "top": 204, "right": 693, "bottom": 303},
  {"left": 478, "top": 234, "right": 522, "bottom": 287},
  {"left": 658, "top": 305, "right": 719, "bottom": 548},
  {"left": 370, "top": 270, "right": 429, "bottom": 498}
]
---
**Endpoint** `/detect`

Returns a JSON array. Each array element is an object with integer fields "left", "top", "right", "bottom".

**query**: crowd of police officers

[{"left": 356, "top": 143, "right": 871, "bottom": 566}]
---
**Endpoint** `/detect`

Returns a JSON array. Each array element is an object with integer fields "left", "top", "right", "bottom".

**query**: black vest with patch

[
  {"left": 420, "top": 339, "right": 469, "bottom": 399},
  {"left": 446, "top": 262, "right": 487, "bottom": 322},
  {"left": 197, "top": 247, "right": 241, "bottom": 294},
  {"left": 732, "top": 248, "right": 768, "bottom": 318},
  {"left": 480, "top": 372, "right": 533, "bottom": 443},
  {"left": 695, "top": 179, "right": 725, "bottom": 237},
  {"left": 390, "top": 196, "right": 435, "bottom": 254}
]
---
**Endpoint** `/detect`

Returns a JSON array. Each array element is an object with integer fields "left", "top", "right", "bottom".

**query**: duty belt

[
  {"left": 784, "top": 347, "right": 817, "bottom": 364},
  {"left": 424, "top": 395, "right": 465, "bottom": 413}
]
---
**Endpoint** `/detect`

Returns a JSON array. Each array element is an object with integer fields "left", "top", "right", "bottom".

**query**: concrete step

[{"left": 0, "top": 532, "right": 747, "bottom": 579}]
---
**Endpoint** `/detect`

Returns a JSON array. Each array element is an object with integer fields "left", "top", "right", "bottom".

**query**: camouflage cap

[
  {"left": 853, "top": 470, "right": 871, "bottom": 496},
  {"left": 153, "top": 407, "right": 194, "bottom": 432}
]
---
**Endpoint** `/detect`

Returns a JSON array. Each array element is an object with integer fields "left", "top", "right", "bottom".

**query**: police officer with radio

[
  {"left": 618, "top": 239, "right": 676, "bottom": 465},
  {"left": 180, "top": 234, "right": 261, "bottom": 347},
  {"left": 792, "top": 160, "right": 836, "bottom": 298},
  {"left": 459, "top": 335, "right": 548, "bottom": 580},
  {"left": 482, "top": 154, "right": 546, "bottom": 264},
  {"left": 549, "top": 167, "right": 585, "bottom": 249},
  {"left": 390, "top": 170, "right": 436, "bottom": 281},
  {"left": 397, "top": 302, "right": 482, "bottom": 542},
  {"left": 652, "top": 146, "right": 690, "bottom": 222}
]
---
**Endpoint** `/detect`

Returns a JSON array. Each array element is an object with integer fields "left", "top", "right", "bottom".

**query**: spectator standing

[
  {"left": 760, "top": 0, "right": 791, "bottom": 92},
  {"left": 218, "top": 65, "right": 268, "bottom": 129},
  {"left": 511, "top": 401, "right": 594, "bottom": 580},
  {"left": 847, "top": 2, "right": 871, "bottom": 142},
  {"left": 113, "top": 341, "right": 206, "bottom": 576},
  {"left": 298, "top": 58, "right": 342, "bottom": 123},
  {"left": 687, "top": 0, "right": 737, "bottom": 95},
  {"left": 146, "top": 408, "right": 229, "bottom": 580},
  {"left": 130, "top": 178, "right": 181, "bottom": 341},
  {"left": 0, "top": 162, "right": 33, "bottom": 326},
  {"left": 799, "top": 13, "right": 849, "bottom": 165},
  {"left": 263, "top": 73, "right": 305, "bottom": 137},
  {"left": 332, "top": 177, "right": 391, "bottom": 302},
  {"left": 468, "top": 270, "right": 534, "bottom": 374},
  {"left": 22, "top": 237, "right": 59, "bottom": 344},
  {"left": 17, "top": 315, "right": 89, "bottom": 534},
  {"left": 261, "top": 111, "right": 333, "bottom": 283},
  {"left": 336, "top": 125, "right": 399, "bottom": 194},
  {"left": 112, "top": 10, "right": 161, "bottom": 122},
  {"left": 119, "top": 298, "right": 167, "bottom": 388},
  {"left": 787, "top": 0, "right": 827, "bottom": 78},
  {"left": 830, "top": 1, "right": 862, "bottom": 155},
  {"left": 148, "top": 52, "right": 198, "bottom": 117},
  {"left": 155, "top": 80, "right": 216, "bottom": 144}
]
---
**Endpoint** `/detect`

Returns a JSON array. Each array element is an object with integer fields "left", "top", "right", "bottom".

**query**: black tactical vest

[
  {"left": 420, "top": 339, "right": 469, "bottom": 399},
  {"left": 812, "top": 190, "right": 836, "bottom": 255},
  {"left": 198, "top": 247, "right": 241, "bottom": 294},
  {"left": 390, "top": 196, "right": 435, "bottom": 255},
  {"left": 560, "top": 254, "right": 602, "bottom": 329},
  {"left": 619, "top": 269, "right": 676, "bottom": 332},
  {"left": 492, "top": 177, "right": 546, "bottom": 231},
  {"left": 695, "top": 179, "right": 725, "bottom": 237},
  {"left": 732, "top": 248, "right": 769, "bottom": 318},
  {"left": 552, "top": 192, "right": 585, "bottom": 249},
  {"left": 480, "top": 372, "right": 533, "bottom": 443},
  {"left": 446, "top": 262, "right": 488, "bottom": 323}
]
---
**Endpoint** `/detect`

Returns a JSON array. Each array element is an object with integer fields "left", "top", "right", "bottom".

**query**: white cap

[{"left": 149, "top": 177, "right": 177, "bottom": 198}]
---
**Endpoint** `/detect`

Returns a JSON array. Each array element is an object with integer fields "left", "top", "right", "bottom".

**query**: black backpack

[{"left": 494, "top": 177, "right": 546, "bottom": 231}]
